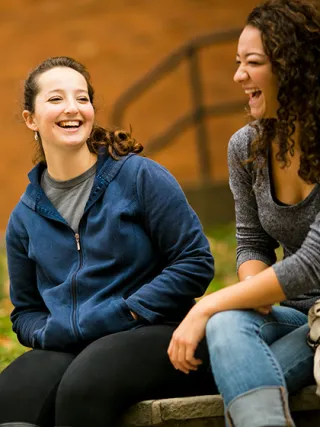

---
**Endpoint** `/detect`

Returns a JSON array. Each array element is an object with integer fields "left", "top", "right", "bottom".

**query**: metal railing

[{"left": 111, "top": 28, "right": 245, "bottom": 184}]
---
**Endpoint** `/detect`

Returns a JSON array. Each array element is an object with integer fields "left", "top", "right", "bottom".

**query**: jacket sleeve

[
  {"left": 125, "top": 158, "right": 214, "bottom": 323},
  {"left": 6, "top": 215, "right": 49, "bottom": 348},
  {"left": 228, "top": 127, "right": 279, "bottom": 270}
]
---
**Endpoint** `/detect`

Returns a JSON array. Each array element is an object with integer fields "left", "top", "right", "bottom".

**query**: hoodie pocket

[
  {"left": 113, "top": 297, "right": 142, "bottom": 331},
  {"left": 78, "top": 297, "right": 145, "bottom": 341}
]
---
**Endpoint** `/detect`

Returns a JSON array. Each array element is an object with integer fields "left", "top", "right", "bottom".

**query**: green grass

[
  {"left": 205, "top": 222, "right": 238, "bottom": 293},
  {"left": 0, "top": 250, "right": 28, "bottom": 372},
  {"left": 0, "top": 251, "right": 7, "bottom": 300},
  {"left": 0, "top": 223, "right": 238, "bottom": 372},
  {"left": 0, "top": 300, "right": 28, "bottom": 372}
]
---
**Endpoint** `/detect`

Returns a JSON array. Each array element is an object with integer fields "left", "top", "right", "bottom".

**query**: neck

[
  {"left": 293, "top": 122, "right": 301, "bottom": 149},
  {"left": 44, "top": 145, "right": 98, "bottom": 181}
]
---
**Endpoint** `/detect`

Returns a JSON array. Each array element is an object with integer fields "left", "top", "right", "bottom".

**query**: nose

[
  {"left": 64, "top": 98, "right": 79, "bottom": 114},
  {"left": 234, "top": 65, "right": 248, "bottom": 83}
]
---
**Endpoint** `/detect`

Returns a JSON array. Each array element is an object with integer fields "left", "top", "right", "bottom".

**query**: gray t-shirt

[
  {"left": 228, "top": 125, "right": 320, "bottom": 313},
  {"left": 41, "top": 163, "right": 97, "bottom": 232}
]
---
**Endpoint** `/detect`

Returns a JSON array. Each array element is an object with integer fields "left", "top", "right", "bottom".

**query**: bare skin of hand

[
  {"left": 130, "top": 311, "right": 138, "bottom": 320},
  {"left": 168, "top": 268, "right": 285, "bottom": 374},
  {"left": 254, "top": 305, "right": 273, "bottom": 315},
  {"left": 167, "top": 301, "right": 209, "bottom": 374}
]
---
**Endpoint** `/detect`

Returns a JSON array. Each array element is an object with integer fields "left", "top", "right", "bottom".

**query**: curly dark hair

[
  {"left": 245, "top": 0, "right": 320, "bottom": 183},
  {"left": 23, "top": 56, "right": 143, "bottom": 164}
]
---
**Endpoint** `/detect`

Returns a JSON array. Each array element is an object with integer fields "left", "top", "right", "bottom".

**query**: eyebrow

[
  {"left": 46, "top": 89, "right": 89, "bottom": 94},
  {"left": 236, "top": 52, "right": 266, "bottom": 58}
]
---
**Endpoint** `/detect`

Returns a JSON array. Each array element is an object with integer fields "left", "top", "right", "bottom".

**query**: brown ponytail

[{"left": 87, "top": 125, "right": 143, "bottom": 160}]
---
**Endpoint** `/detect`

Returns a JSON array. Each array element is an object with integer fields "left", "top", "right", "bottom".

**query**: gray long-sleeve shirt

[{"left": 229, "top": 125, "right": 320, "bottom": 313}]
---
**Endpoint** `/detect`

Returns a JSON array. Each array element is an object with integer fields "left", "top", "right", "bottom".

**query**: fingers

[
  {"left": 168, "top": 334, "right": 202, "bottom": 374},
  {"left": 130, "top": 310, "right": 138, "bottom": 320},
  {"left": 254, "top": 305, "right": 272, "bottom": 315},
  {"left": 185, "top": 345, "right": 203, "bottom": 371}
]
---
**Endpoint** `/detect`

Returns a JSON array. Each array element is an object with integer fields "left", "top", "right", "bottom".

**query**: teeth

[
  {"left": 244, "top": 88, "right": 260, "bottom": 95},
  {"left": 59, "top": 121, "right": 81, "bottom": 127}
]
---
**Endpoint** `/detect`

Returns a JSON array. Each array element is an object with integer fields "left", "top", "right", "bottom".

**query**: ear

[{"left": 22, "top": 110, "right": 38, "bottom": 131}]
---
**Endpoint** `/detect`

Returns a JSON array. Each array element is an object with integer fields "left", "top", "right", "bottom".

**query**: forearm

[
  {"left": 168, "top": 257, "right": 286, "bottom": 374},
  {"left": 134, "top": 158, "right": 214, "bottom": 321},
  {"left": 238, "top": 260, "right": 270, "bottom": 280},
  {"left": 126, "top": 259, "right": 213, "bottom": 322},
  {"left": 198, "top": 266, "right": 286, "bottom": 319}
]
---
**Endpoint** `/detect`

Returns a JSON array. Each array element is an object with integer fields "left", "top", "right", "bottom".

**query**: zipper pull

[{"left": 75, "top": 233, "right": 81, "bottom": 251}]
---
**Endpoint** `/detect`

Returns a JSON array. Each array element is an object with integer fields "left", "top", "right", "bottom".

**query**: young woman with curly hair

[
  {"left": 0, "top": 56, "right": 215, "bottom": 427},
  {"left": 168, "top": 1, "right": 320, "bottom": 426}
]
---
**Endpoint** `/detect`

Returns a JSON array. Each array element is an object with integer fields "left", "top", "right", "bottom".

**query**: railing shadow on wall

[{"left": 110, "top": 28, "right": 245, "bottom": 225}]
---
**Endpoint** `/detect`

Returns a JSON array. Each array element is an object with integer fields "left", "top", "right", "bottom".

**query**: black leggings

[{"left": 0, "top": 325, "right": 216, "bottom": 427}]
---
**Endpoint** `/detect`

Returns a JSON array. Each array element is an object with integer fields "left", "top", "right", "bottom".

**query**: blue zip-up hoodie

[{"left": 6, "top": 152, "right": 214, "bottom": 351}]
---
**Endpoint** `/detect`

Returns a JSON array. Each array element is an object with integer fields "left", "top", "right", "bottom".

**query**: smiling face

[
  {"left": 234, "top": 25, "right": 279, "bottom": 119},
  {"left": 23, "top": 66, "right": 95, "bottom": 155}
]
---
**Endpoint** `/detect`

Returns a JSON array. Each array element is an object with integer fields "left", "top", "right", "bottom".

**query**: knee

[
  {"left": 56, "top": 372, "right": 87, "bottom": 408},
  {"left": 206, "top": 311, "right": 235, "bottom": 345},
  {"left": 56, "top": 365, "right": 103, "bottom": 410},
  {"left": 206, "top": 310, "right": 258, "bottom": 349},
  {"left": 55, "top": 361, "right": 120, "bottom": 425},
  {"left": 56, "top": 356, "right": 123, "bottom": 410}
]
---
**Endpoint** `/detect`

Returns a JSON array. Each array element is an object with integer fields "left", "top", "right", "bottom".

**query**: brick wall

[{"left": 0, "top": 0, "right": 257, "bottom": 233}]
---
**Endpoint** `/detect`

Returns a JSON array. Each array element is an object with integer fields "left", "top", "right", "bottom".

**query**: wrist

[{"left": 196, "top": 296, "right": 217, "bottom": 320}]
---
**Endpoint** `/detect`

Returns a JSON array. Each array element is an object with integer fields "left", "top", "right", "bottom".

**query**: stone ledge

[{"left": 121, "top": 386, "right": 320, "bottom": 427}]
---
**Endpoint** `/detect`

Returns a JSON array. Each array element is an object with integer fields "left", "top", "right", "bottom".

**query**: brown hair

[
  {"left": 245, "top": 0, "right": 320, "bottom": 183},
  {"left": 23, "top": 56, "right": 143, "bottom": 163}
]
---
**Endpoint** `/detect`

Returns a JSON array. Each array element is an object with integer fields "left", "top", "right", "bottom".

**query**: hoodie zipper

[
  {"left": 75, "top": 233, "right": 81, "bottom": 251},
  {"left": 33, "top": 207, "right": 84, "bottom": 341},
  {"left": 71, "top": 231, "right": 83, "bottom": 341}
]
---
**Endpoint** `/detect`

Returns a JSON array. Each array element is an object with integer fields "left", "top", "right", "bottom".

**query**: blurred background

[
  {"left": 0, "top": 0, "right": 259, "bottom": 237},
  {"left": 0, "top": 0, "right": 259, "bottom": 368}
]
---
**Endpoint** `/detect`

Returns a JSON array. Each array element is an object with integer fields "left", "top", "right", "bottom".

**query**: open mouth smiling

[
  {"left": 245, "top": 88, "right": 262, "bottom": 100},
  {"left": 57, "top": 120, "right": 83, "bottom": 129}
]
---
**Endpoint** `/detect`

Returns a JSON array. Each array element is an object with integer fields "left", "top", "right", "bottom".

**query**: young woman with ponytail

[{"left": 0, "top": 56, "right": 215, "bottom": 427}]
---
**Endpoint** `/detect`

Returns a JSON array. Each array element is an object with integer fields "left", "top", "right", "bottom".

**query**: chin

[
  {"left": 249, "top": 99, "right": 268, "bottom": 120},
  {"left": 63, "top": 139, "right": 87, "bottom": 148}
]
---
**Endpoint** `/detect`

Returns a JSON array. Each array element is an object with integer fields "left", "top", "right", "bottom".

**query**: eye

[
  {"left": 77, "top": 96, "right": 90, "bottom": 103},
  {"left": 248, "top": 61, "right": 260, "bottom": 66},
  {"left": 48, "top": 97, "right": 62, "bottom": 102}
]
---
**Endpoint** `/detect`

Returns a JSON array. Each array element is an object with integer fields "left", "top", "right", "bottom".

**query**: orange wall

[{"left": 0, "top": 0, "right": 257, "bottom": 234}]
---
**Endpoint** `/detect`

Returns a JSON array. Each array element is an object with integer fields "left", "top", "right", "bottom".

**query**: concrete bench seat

[{"left": 121, "top": 386, "right": 320, "bottom": 427}]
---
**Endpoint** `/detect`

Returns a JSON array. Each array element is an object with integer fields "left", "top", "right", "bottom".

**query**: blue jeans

[{"left": 206, "top": 306, "right": 315, "bottom": 427}]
